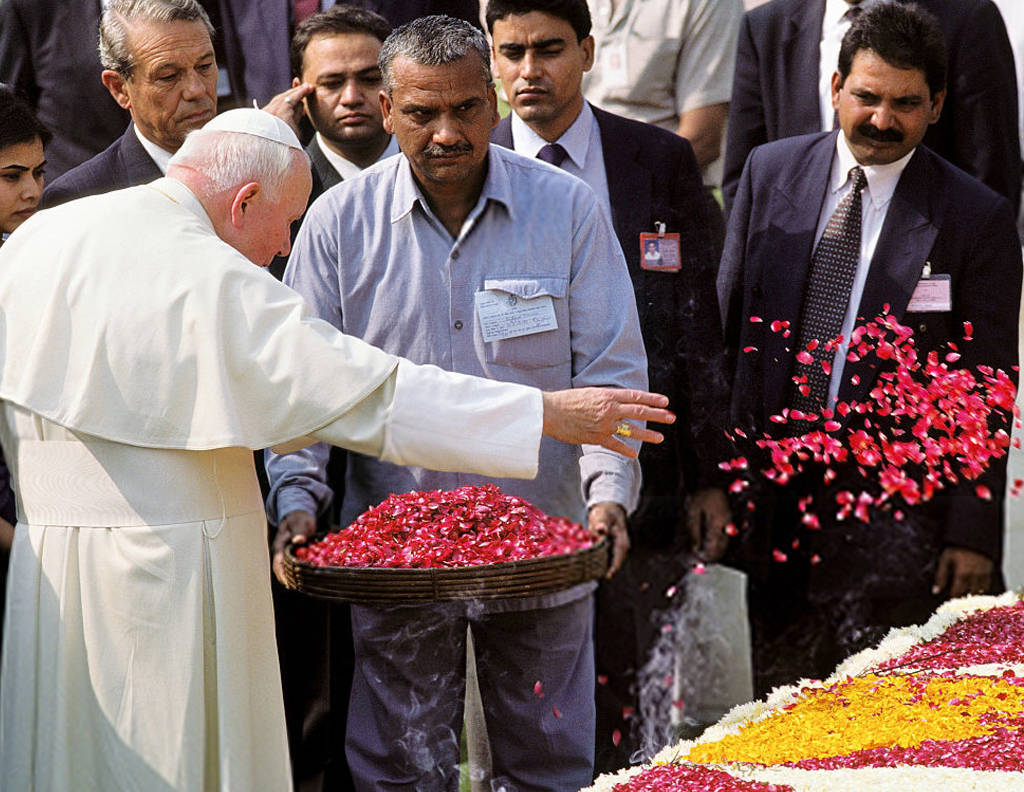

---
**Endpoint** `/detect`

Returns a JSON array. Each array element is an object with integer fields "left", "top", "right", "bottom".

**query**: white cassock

[{"left": 0, "top": 178, "right": 544, "bottom": 791}]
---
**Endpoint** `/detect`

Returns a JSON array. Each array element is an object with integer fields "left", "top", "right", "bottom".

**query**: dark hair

[
  {"left": 379, "top": 15, "right": 491, "bottom": 96},
  {"left": 291, "top": 5, "right": 393, "bottom": 78},
  {"left": 0, "top": 87, "right": 52, "bottom": 151},
  {"left": 838, "top": 2, "right": 946, "bottom": 96},
  {"left": 485, "top": 0, "right": 591, "bottom": 42}
]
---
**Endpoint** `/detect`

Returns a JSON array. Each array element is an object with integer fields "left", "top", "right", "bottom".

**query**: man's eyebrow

[
  {"left": 0, "top": 164, "right": 29, "bottom": 173},
  {"left": 498, "top": 37, "right": 566, "bottom": 52}
]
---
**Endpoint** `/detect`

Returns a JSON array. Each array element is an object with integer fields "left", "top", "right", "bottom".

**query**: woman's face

[{"left": 0, "top": 137, "right": 45, "bottom": 234}]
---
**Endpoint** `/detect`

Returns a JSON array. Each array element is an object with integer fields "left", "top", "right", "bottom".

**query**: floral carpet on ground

[{"left": 584, "top": 593, "right": 1024, "bottom": 791}]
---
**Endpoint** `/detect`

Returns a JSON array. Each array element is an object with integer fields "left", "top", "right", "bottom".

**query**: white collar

[
  {"left": 316, "top": 132, "right": 399, "bottom": 181},
  {"left": 824, "top": 0, "right": 881, "bottom": 28},
  {"left": 133, "top": 125, "right": 175, "bottom": 175},
  {"left": 833, "top": 131, "right": 915, "bottom": 208},
  {"left": 146, "top": 177, "right": 216, "bottom": 234},
  {"left": 510, "top": 100, "right": 596, "bottom": 170}
]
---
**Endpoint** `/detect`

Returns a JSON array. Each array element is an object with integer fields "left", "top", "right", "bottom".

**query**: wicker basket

[{"left": 283, "top": 538, "right": 610, "bottom": 603}]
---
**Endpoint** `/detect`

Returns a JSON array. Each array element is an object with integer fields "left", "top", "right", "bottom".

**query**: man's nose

[{"left": 520, "top": 52, "right": 542, "bottom": 80}]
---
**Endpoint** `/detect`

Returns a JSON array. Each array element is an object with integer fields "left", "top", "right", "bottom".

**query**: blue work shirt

[{"left": 266, "top": 145, "right": 647, "bottom": 605}]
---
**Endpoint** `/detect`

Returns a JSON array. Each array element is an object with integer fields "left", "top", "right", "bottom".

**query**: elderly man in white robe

[{"left": 0, "top": 109, "right": 672, "bottom": 792}]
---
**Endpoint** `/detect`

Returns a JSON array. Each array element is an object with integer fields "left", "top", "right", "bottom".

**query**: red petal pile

[
  {"left": 612, "top": 765, "right": 793, "bottom": 792},
  {"left": 295, "top": 483, "right": 592, "bottom": 568}
]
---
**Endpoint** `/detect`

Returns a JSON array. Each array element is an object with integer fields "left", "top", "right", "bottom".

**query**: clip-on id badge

[{"left": 640, "top": 222, "right": 681, "bottom": 272}]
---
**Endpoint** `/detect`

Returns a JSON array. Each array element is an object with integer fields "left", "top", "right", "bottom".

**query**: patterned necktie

[
  {"left": 537, "top": 143, "right": 569, "bottom": 167},
  {"left": 790, "top": 165, "right": 868, "bottom": 416}
]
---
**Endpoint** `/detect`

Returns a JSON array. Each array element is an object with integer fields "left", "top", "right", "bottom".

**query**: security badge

[
  {"left": 640, "top": 222, "right": 682, "bottom": 272},
  {"left": 906, "top": 260, "right": 952, "bottom": 312}
]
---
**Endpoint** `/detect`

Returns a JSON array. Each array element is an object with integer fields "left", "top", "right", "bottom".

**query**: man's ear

[
  {"left": 380, "top": 90, "right": 395, "bottom": 134},
  {"left": 229, "top": 182, "right": 261, "bottom": 229},
  {"left": 101, "top": 70, "right": 132, "bottom": 110},
  {"left": 581, "top": 35, "right": 595, "bottom": 72},
  {"left": 929, "top": 89, "right": 947, "bottom": 124},
  {"left": 830, "top": 70, "right": 843, "bottom": 111}
]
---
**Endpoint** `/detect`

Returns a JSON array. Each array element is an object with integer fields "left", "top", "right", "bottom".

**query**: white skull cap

[{"left": 202, "top": 109, "right": 302, "bottom": 150}]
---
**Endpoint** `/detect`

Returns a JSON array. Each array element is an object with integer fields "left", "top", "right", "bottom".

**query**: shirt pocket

[{"left": 481, "top": 276, "right": 571, "bottom": 371}]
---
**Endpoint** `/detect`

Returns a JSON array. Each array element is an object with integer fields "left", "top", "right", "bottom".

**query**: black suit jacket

[
  {"left": 720, "top": 131, "right": 1021, "bottom": 573},
  {"left": 0, "top": 0, "right": 130, "bottom": 180},
  {"left": 722, "top": 0, "right": 1021, "bottom": 215},
  {"left": 493, "top": 106, "right": 730, "bottom": 545},
  {"left": 42, "top": 125, "right": 162, "bottom": 209}
]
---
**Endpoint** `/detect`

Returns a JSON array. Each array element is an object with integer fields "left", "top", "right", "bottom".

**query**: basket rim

[{"left": 284, "top": 535, "right": 608, "bottom": 575}]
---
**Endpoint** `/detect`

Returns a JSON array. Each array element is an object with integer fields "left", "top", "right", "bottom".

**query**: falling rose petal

[
  {"left": 796, "top": 350, "right": 814, "bottom": 365},
  {"left": 622, "top": 706, "right": 635, "bottom": 719},
  {"left": 611, "top": 729, "right": 621, "bottom": 747},
  {"left": 551, "top": 706, "right": 562, "bottom": 718},
  {"left": 821, "top": 359, "right": 832, "bottom": 375},
  {"left": 749, "top": 315, "right": 763, "bottom": 323},
  {"left": 597, "top": 674, "right": 608, "bottom": 685},
  {"left": 665, "top": 585, "right": 678, "bottom": 598},
  {"left": 770, "top": 319, "right": 789, "bottom": 333},
  {"left": 946, "top": 352, "right": 962, "bottom": 363},
  {"left": 976, "top": 484, "right": 993, "bottom": 500},
  {"left": 772, "top": 549, "right": 788, "bottom": 563},
  {"left": 850, "top": 374, "right": 860, "bottom": 385},
  {"left": 964, "top": 320, "right": 974, "bottom": 339},
  {"left": 806, "top": 338, "right": 819, "bottom": 351},
  {"left": 810, "top": 553, "right": 821, "bottom": 565},
  {"left": 533, "top": 680, "right": 544, "bottom": 698},
  {"left": 824, "top": 420, "right": 841, "bottom": 432},
  {"left": 693, "top": 562, "right": 707, "bottom": 575},
  {"left": 743, "top": 346, "right": 758, "bottom": 353},
  {"left": 725, "top": 523, "right": 739, "bottom": 536}
]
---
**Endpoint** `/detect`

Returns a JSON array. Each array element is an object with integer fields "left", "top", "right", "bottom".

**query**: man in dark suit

[
  {"left": 720, "top": 3, "right": 1021, "bottom": 696},
  {"left": 723, "top": 0, "right": 1021, "bottom": 216},
  {"left": 487, "top": 0, "right": 733, "bottom": 772},
  {"left": 42, "top": 0, "right": 311, "bottom": 209}
]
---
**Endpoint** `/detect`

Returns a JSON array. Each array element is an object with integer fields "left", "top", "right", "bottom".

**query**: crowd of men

[{"left": 0, "top": 0, "right": 1022, "bottom": 789}]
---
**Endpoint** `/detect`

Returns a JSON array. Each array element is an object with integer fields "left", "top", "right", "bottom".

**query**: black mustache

[
  {"left": 423, "top": 142, "right": 473, "bottom": 157},
  {"left": 857, "top": 124, "right": 903, "bottom": 143}
]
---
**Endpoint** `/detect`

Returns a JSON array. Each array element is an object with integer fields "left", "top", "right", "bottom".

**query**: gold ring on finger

[{"left": 614, "top": 421, "right": 633, "bottom": 438}]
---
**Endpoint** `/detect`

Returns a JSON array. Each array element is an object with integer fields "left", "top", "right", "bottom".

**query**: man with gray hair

[
  {"left": 42, "top": 0, "right": 314, "bottom": 208},
  {"left": 268, "top": 14, "right": 649, "bottom": 789},
  {"left": 0, "top": 108, "right": 672, "bottom": 790}
]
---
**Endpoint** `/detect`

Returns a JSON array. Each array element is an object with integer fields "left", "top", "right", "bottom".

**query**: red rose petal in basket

[
  {"left": 295, "top": 484, "right": 593, "bottom": 568},
  {"left": 611, "top": 765, "right": 794, "bottom": 792}
]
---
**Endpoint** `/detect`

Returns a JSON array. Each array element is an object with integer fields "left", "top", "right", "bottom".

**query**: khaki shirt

[{"left": 583, "top": 0, "right": 742, "bottom": 131}]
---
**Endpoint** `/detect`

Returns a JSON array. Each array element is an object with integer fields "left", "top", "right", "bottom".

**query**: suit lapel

[
  {"left": 491, "top": 116, "right": 514, "bottom": 149},
  {"left": 781, "top": 1, "right": 828, "bottom": 137},
  {"left": 593, "top": 107, "right": 651, "bottom": 245},
  {"left": 307, "top": 138, "right": 342, "bottom": 195},
  {"left": 119, "top": 125, "right": 163, "bottom": 183},
  {"left": 762, "top": 132, "right": 837, "bottom": 416},
  {"left": 838, "top": 149, "right": 941, "bottom": 406}
]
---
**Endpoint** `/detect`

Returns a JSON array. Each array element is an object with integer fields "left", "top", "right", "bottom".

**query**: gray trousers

[{"left": 346, "top": 595, "right": 595, "bottom": 791}]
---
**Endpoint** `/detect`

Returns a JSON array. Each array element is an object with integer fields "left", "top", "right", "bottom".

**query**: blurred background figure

[
  {"left": 0, "top": 0, "right": 128, "bottom": 181},
  {"left": 581, "top": 0, "right": 743, "bottom": 188},
  {"left": 0, "top": 84, "right": 50, "bottom": 656}
]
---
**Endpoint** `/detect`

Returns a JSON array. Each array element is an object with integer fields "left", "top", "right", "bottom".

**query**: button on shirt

[
  {"left": 510, "top": 101, "right": 612, "bottom": 223},
  {"left": 266, "top": 145, "right": 647, "bottom": 609},
  {"left": 818, "top": 132, "right": 915, "bottom": 405}
]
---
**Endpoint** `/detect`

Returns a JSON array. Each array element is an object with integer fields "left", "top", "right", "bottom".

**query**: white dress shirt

[
  {"left": 819, "top": 0, "right": 882, "bottom": 132},
  {"left": 818, "top": 132, "right": 915, "bottom": 405},
  {"left": 316, "top": 132, "right": 400, "bottom": 181},
  {"left": 134, "top": 125, "right": 174, "bottom": 174},
  {"left": 510, "top": 101, "right": 613, "bottom": 222}
]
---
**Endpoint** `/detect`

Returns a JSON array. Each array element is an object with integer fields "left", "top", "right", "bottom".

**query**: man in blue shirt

[{"left": 267, "top": 14, "right": 648, "bottom": 789}]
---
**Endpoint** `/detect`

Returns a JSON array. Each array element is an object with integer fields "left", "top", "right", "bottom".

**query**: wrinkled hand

[
  {"left": 272, "top": 509, "right": 317, "bottom": 587},
  {"left": 261, "top": 82, "right": 315, "bottom": 138},
  {"left": 589, "top": 501, "right": 629, "bottom": 578},
  {"left": 685, "top": 487, "right": 731, "bottom": 563},
  {"left": 932, "top": 546, "right": 993, "bottom": 598},
  {"left": 541, "top": 388, "right": 674, "bottom": 457}
]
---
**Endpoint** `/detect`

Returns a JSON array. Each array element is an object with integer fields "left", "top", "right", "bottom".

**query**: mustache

[
  {"left": 857, "top": 123, "right": 903, "bottom": 143},
  {"left": 423, "top": 142, "right": 473, "bottom": 157}
]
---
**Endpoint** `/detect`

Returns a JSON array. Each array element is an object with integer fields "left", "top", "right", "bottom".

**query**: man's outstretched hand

[{"left": 541, "top": 388, "right": 674, "bottom": 456}]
